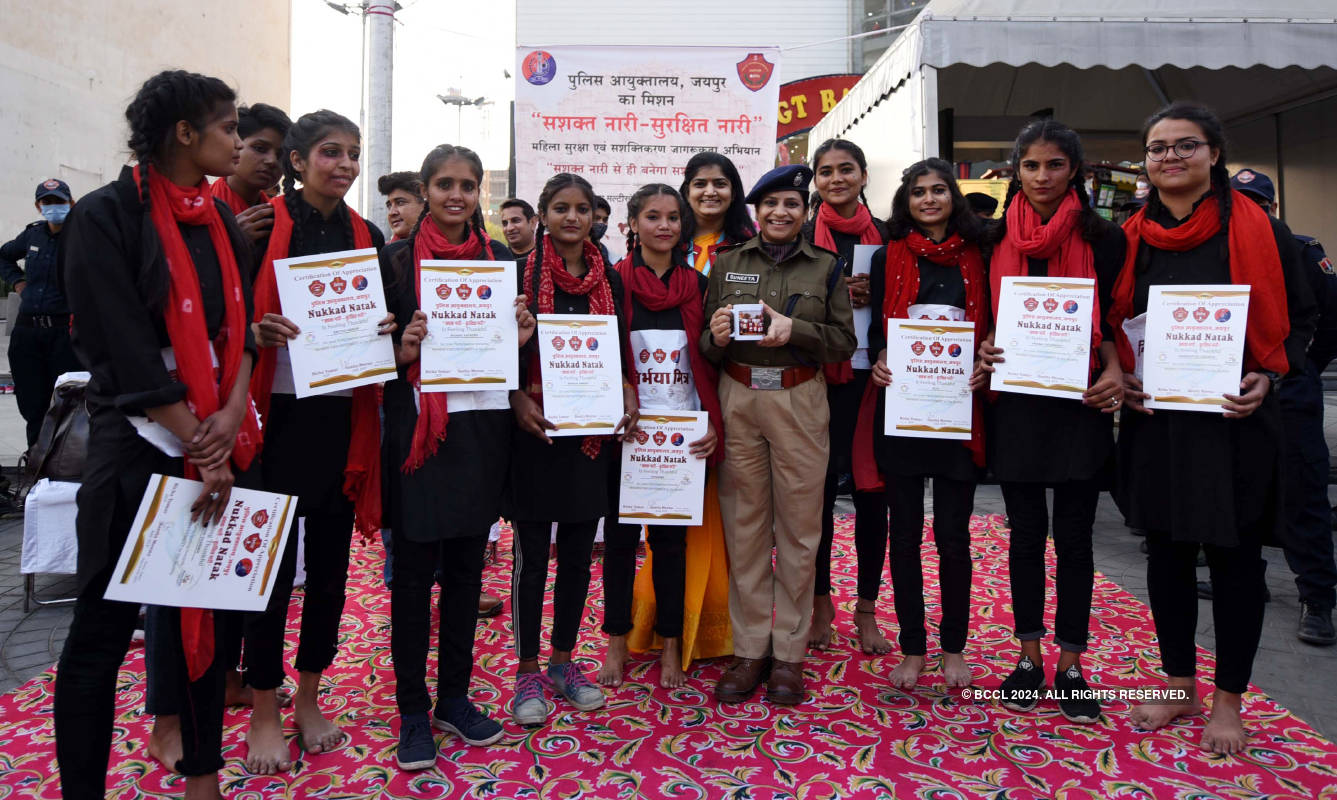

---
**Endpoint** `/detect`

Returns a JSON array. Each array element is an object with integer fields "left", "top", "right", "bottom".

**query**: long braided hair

[
  {"left": 994, "top": 118, "right": 1105, "bottom": 246},
  {"left": 624, "top": 183, "right": 686, "bottom": 254},
  {"left": 124, "top": 69, "right": 236, "bottom": 310},
  {"left": 1135, "top": 102, "right": 1233, "bottom": 273},
  {"left": 809, "top": 138, "right": 872, "bottom": 217},
  {"left": 279, "top": 110, "right": 361, "bottom": 258}
]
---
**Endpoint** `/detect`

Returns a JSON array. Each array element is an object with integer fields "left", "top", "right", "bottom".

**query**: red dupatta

[{"left": 209, "top": 177, "right": 266, "bottom": 217}]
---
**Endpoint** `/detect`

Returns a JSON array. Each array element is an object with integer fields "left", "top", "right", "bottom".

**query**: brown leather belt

[{"left": 724, "top": 361, "right": 818, "bottom": 391}]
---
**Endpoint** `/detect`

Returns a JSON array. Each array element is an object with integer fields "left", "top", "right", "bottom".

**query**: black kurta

[
  {"left": 1116, "top": 198, "right": 1316, "bottom": 546},
  {"left": 63, "top": 166, "right": 257, "bottom": 590},
  {"left": 868, "top": 247, "right": 976, "bottom": 481},
  {"left": 256, "top": 193, "right": 386, "bottom": 513},
  {"left": 379, "top": 236, "right": 516, "bottom": 541},
  {"left": 990, "top": 216, "right": 1126, "bottom": 484},
  {"left": 506, "top": 260, "right": 626, "bottom": 523}
]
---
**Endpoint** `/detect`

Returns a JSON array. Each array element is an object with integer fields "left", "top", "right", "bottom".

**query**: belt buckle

[{"left": 751, "top": 367, "right": 783, "bottom": 391}]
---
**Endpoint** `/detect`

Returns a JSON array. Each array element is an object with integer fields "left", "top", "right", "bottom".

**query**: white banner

[{"left": 515, "top": 45, "right": 781, "bottom": 258}]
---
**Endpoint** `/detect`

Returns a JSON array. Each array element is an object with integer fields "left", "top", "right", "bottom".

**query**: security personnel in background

[
  {"left": 703, "top": 164, "right": 856, "bottom": 706},
  {"left": 0, "top": 179, "right": 83, "bottom": 448},
  {"left": 1227, "top": 168, "right": 1337, "bottom": 646}
]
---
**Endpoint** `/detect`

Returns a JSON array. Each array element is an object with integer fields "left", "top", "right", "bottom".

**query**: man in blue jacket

[{"left": 0, "top": 179, "right": 83, "bottom": 448}]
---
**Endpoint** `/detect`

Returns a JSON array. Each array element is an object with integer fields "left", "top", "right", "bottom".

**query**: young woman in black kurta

[
  {"left": 801, "top": 138, "right": 892, "bottom": 655},
  {"left": 974, "top": 120, "right": 1127, "bottom": 724},
  {"left": 864, "top": 159, "right": 987, "bottom": 692},
  {"left": 377, "top": 144, "right": 534, "bottom": 769},
  {"left": 240, "top": 110, "right": 392, "bottom": 774},
  {"left": 506, "top": 173, "right": 638, "bottom": 728},
  {"left": 1112, "top": 103, "right": 1315, "bottom": 755},
  {"left": 55, "top": 70, "right": 257, "bottom": 800}
]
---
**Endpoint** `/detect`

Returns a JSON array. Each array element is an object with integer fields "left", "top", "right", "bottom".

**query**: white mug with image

[{"left": 732, "top": 303, "right": 766, "bottom": 341}]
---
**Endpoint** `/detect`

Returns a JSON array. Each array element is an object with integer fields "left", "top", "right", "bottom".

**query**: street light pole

[
  {"left": 437, "top": 94, "right": 491, "bottom": 146},
  {"left": 362, "top": 2, "right": 395, "bottom": 215}
]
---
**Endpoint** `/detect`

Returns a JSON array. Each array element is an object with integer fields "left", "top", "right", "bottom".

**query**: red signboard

[{"left": 777, "top": 73, "right": 861, "bottom": 140}]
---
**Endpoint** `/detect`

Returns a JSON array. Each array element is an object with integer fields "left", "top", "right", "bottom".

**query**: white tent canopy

[{"left": 812, "top": 1, "right": 1337, "bottom": 241}]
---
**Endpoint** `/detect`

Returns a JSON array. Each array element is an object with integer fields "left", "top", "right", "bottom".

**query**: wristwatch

[{"left": 1260, "top": 370, "right": 1281, "bottom": 393}]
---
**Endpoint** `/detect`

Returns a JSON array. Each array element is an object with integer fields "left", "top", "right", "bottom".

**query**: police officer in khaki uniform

[{"left": 701, "top": 164, "right": 856, "bottom": 705}]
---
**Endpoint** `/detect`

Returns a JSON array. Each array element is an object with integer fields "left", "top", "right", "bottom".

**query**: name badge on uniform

[{"left": 725, "top": 272, "right": 759, "bottom": 284}]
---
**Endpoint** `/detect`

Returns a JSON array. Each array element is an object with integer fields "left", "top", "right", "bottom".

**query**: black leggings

[
  {"left": 817, "top": 484, "right": 888, "bottom": 600},
  {"left": 391, "top": 532, "right": 489, "bottom": 714},
  {"left": 1146, "top": 530, "right": 1266, "bottom": 694},
  {"left": 243, "top": 509, "right": 355, "bottom": 689},
  {"left": 511, "top": 520, "right": 598, "bottom": 661},
  {"left": 602, "top": 523, "right": 687, "bottom": 638},
  {"left": 886, "top": 475, "right": 975, "bottom": 655},
  {"left": 55, "top": 564, "right": 230, "bottom": 797},
  {"left": 1003, "top": 480, "right": 1099, "bottom": 653}
]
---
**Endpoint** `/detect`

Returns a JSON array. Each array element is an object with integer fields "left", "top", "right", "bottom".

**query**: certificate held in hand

[
  {"left": 618, "top": 411, "right": 708, "bottom": 525},
  {"left": 536, "top": 314, "right": 623, "bottom": 435},
  {"left": 273, "top": 248, "right": 397, "bottom": 397},
  {"left": 419, "top": 260, "right": 518, "bottom": 392},
  {"left": 884, "top": 319, "right": 975, "bottom": 439},
  {"left": 1142, "top": 285, "right": 1250, "bottom": 412},
  {"left": 991, "top": 277, "right": 1095, "bottom": 400}
]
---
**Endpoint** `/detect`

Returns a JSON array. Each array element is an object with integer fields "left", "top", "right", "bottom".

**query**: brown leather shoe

[
  {"left": 766, "top": 660, "right": 805, "bottom": 705},
  {"left": 714, "top": 657, "right": 772, "bottom": 703},
  {"left": 477, "top": 592, "right": 504, "bottom": 619}
]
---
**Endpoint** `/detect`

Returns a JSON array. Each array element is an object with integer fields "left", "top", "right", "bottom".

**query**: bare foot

[
  {"left": 243, "top": 693, "right": 292, "bottom": 775},
  {"left": 599, "top": 634, "right": 629, "bottom": 687},
  {"left": 1130, "top": 680, "right": 1202, "bottom": 732},
  {"left": 293, "top": 676, "right": 344, "bottom": 754},
  {"left": 659, "top": 638, "right": 687, "bottom": 689},
  {"left": 941, "top": 652, "right": 972, "bottom": 689},
  {"left": 854, "top": 605, "right": 891, "bottom": 655},
  {"left": 1201, "top": 689, "right": 1248, "bottom": 755},
  {"left": 147, "top": 714, "right": 182, "bottom": 772},
  {"left": 808, "top": 594, "right": 835, "bottom": 650},
  {"left": 888, "top": 654, "right": 926, "bottom": 689},
  {"left": 225, "top": 670, "right": 292, "bottom": 708}
]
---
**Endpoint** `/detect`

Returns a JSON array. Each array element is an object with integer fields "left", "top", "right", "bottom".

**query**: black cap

[
  {"left": 965, "top": 192, "right": 998, "bottom": 215},
  {"left": 745, "top": 164, "right": 813, "bottom": 204},
  {"left": 1230, "top": 169, "right": 1275, "bottom": 204},
  {"left": 35, "top": 178, "right": 72, "bottom": 202}
]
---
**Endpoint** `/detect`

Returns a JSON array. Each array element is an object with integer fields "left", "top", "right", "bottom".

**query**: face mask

[
  {"left": 40, "top": 203, "right": 70, "bottom": 224},
  {"left": 590, "top": 222, "right": 608, "bottom": 242}
]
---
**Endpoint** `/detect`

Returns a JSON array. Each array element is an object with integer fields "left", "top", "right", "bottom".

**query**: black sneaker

[
  {"left": 1000, "top": 656, "right": 1045, "bottom": 712},
  {"left": 1298, "top": 602, "right": 1337, "bottom": 646},
  {"left": 1053, "top": 664, "right": 1101, "bottom": 723},
  {"left": 397, "top": 712, "right": 437, "bottom": 770},
  {"left": 433, "top": 696, "right": 504, "bottom": 746}
]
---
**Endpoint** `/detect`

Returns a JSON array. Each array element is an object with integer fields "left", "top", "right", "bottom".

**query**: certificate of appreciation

[
  {"left": 617, "top": 411, "right": 708, "bottom": 526},
  {"left": 850, "top": 244, "right": 880, "bottom": 370},
  {"left": 536, "top": 314, "right": 624, "bottom": 435},
  {"left": 885, "top": 319, "right": 975, "bottom": 440},
  {"left": 419, "top": 260, "right": 517, "bottom": 392},
  {"left": 104, "top": 475, "right": 296, "bottom": 611},
  {"left": 1142, "top": 285, "right": 1249, "bottom": 412},
  {"left": 990, "top": 277, "right": 1095, "bottom": 400},
  {"left": 274, "top": 248, "right": 396, "bottom": 398}
]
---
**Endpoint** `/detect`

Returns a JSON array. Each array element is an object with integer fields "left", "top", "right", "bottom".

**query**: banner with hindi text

[{"left": 515, "top": 45, "right": 781, "bottom": 259}]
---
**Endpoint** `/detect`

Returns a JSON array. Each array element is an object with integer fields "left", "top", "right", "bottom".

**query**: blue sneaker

[
  {"left": 433, "top": 696, "right": 503, "bottom": 746},
  {"left": 396, "top": 712, "right": 437, "bottom": 770},
  {"left": 547, "top": 662, "right": 605, "bottom": 711},
  {"left": 512, "top": 671, "right": 552, "bottom": 727}
]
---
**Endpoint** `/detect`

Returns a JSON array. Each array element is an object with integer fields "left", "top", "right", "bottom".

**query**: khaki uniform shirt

[{"left": 700, "top": 236, "right": 857, "bottom": 367}]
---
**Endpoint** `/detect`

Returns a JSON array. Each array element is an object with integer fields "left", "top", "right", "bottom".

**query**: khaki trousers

[{"left": 718, "top": 371, "right": 830, "bottom": 663}]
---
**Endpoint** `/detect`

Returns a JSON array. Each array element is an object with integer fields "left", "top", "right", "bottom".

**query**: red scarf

[
  {"left": 209, "top": 177, "right": 266, "bottom": 217},
  {"left": 402, "top": 218, "right": 495, "bottom": 471},
  {"left": 814, "top": 202, "right": 883, "bottom": 385},
  {"left": 249, "top": 194, "right": 382, "bottom": 538},
  {"left": 616, "top": 250, "right": 724, "bottom": 467},
  {"left": 851, "top": 232, "right": 988, "bottom": 491},
  {"left": 523, "top": 234, "right": 618, "bottom": 459},
  {"left": 992, "top": 189, "right": 1101, "bottom": 370},
  {"left": 137, "top": 165, "right": 262, "bottom": 682},
  {"left": 1108, "top": 191, "right": 1290, "bottom": 375}
]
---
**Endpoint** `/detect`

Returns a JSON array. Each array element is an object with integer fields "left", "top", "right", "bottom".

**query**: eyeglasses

[{"left": 1144, "top": 140, "right": 1206, "bottom": 161}]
